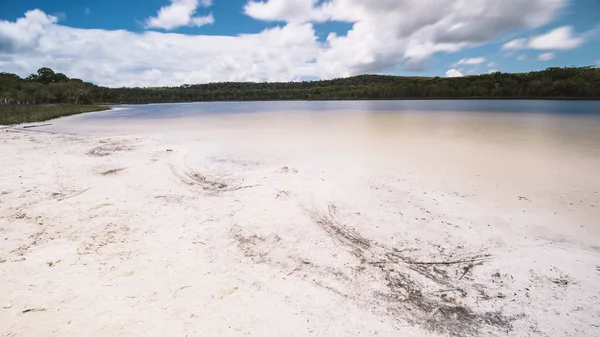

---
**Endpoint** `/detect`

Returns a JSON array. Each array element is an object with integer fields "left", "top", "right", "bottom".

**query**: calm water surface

[
  {"left": 45, "top": 100, "right": 600, "bottom": 151},
  {"left": 37, "top": 99, "right": 600, "bottom": 227},
  {"left": 76, "top": 100, "right": 600, "bottom": 120}
]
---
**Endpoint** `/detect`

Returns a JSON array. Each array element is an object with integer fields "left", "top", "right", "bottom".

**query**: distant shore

[{"left": 3, "top": 66, "right": 599, "bottom": 108}]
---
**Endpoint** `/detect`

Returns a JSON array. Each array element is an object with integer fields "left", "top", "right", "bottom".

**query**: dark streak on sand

[
  {"left": 233, "top": 201, "right": 515, "bottom": 337},
  {"left": 308, "top": 202, "right": 512, "bottom": 336}
]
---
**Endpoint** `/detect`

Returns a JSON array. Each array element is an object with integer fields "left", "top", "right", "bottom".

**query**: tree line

[{"left": 1, "top": 66, "right": 599, "bottom": 105}]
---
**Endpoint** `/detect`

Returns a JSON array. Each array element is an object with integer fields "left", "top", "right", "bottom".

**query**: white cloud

[
  {"left": 538, "top": 52, "right": 555, "bottom": 61},
  {"left": 502, "top": 38, "right": 527, "bottom": 50},
  {"left": 146, "top": 0, "right": 214, "bottom": 30},
  {"left": 502, "top": 25, "right": 585, "bottom": 52},
  {"left": 596, "top": 59, "right": 600, "bottom": 67},
  {"left": 528, "top": 26, "right": 584, "bottom": 50},
  {"left": 517, "top": 54, "right": 527, "bottom": 60},
  {"left": 244, "top": 0, "right": 566, "bottom": 78},
  {"left": 488, "top": 69, "right": 500, "bottom": 73},
  {"left": 446, "top": 69, "right": 464, "bottom": 77},
  {"left": 0, "top": 9, "right": 58, "bottom": 53},
  {"left": 0, "top": 1, "right": 568, "bottom": 87},
  {"left": 487, "top": 62, "right": 496, "bottom": 67},
  {"left": 0, "top": 10, "right": 320, "bottom": 86},
  {"left": 244, "top": 0, "right": 318, "bottom": 22},
  {"left": 454, "top": 57, "right": 486, "bottom": 66},
  {"left": 85, "top": 8, "right": 91, "bottom": 15}
]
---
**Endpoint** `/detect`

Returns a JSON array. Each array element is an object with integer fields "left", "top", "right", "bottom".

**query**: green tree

[{"left": 36, "top": 67, "right": 57, "bottom": 84}]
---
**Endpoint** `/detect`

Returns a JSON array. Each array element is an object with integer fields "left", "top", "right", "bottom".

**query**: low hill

[{"left": 1, "top": 66, "right": 599, "bottom": 105}]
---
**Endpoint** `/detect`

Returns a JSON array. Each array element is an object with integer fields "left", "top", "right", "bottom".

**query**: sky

[{"left": 0, "top": 0, "right": 599, "bottom": 87}]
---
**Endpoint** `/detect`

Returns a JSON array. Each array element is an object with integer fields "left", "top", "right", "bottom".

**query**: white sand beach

[{"left": 1, "top": 110, "right": 600, "bottom": 336}]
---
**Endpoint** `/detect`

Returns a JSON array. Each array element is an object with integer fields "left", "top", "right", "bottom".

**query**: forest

[{"left": 1, "top": 66, "right": 599, "bottom": 107}]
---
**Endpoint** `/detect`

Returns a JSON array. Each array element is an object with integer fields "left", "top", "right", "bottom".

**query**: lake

[
  {"left": 12, "top": 99, "right": 600, "bottom": 337},
  {"left": 41, "top": 99, "right": 600, "bottom": 225},
  {"left": 41, "top": 100, "right": 600, "bottom": 153},
  {"left": 64, "top": 100, "right": 600, "bottom": 121}
]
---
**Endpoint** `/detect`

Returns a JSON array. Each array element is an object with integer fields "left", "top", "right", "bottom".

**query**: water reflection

[
  {"left": 64, "top": 100, "right": 600, "bottom": 122},
  {"left": 42, "top": 100, "right": 600, "bottom": 159},
  {"left": 31, "top": 100, "right": 600, "bottom": 233}
]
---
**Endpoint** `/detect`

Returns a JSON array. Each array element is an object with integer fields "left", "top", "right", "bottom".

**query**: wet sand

[{"left": 1, "top": 110, "right": 600, "bottom": 336}]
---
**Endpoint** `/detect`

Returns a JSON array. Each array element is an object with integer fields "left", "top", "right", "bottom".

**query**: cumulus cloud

[
  {"left": 0, "top": 10, "right": 58, "bottom": 53},
  {"left": 528, "top": 26, "right": 584, "bottom": 50},
  {"left": 146, "top": 0, "right": 214, "bottom": 30},
  {"left": 244, "top": 0, "right": 319, "bottom": 22},
  {"left": 454, "top": 57, "right": 486, "bottom": 66},
  {"left": 517, "top": 54, "right": 527, "bottom": 60},
  {"left": 538, "top": 52, "right": 555, "bottom": 61},
  {"left": 502, "top": 25, "right": 585, "bottom": 51},
  {"left": 245, "top": 0, "right": 566, "bottom": 77},
  {"left": 0, "top": 10, "right": 319, "bottom": 86},
  {"left": 0, "top": 1, "right": 569, "bottom": 87},
  {"left": 446, "top": 69, "right": 464, "bottom": 77},
  {"left": 488, "top": 69, "right": 500, "bottom": 73}
]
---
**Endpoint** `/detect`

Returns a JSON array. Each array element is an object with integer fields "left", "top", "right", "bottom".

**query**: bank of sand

[{"left": 1, "top": 111, "right": 600, "bottom": 336}]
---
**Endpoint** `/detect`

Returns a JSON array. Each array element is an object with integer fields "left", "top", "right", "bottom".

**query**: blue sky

[
  {"left": 0, "top": 0, "right": 354, "bottom": 36},
  {"left": 0, "top": 0, "right": 598, "bottom": 87}
]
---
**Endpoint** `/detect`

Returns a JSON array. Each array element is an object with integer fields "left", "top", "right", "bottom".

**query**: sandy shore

[{"left": 1, "top": 112, "right": 599, "bottom": 336}]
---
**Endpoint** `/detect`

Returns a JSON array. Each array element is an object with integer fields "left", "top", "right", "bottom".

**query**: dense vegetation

[
  {"left": 0, "top": 104, "right": 109, "bottom": 125},
  {"left": 1, "top": 66, "right": 599, "bottom": 108}
]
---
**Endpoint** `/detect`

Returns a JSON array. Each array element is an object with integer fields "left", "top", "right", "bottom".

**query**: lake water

[
  {"left": 42, "top": 100, "right": 600, "bottom": 151},
  {"left": 70, "top": 100, "right": 600, "bottom": 121},
  {"left": 33, "top": 99, "right": 600, "bottom": 234}
]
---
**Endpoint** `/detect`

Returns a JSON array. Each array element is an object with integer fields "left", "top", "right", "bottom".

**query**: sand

[{"left": 1, "top": 110, "right": 600, "bottom": 337}]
